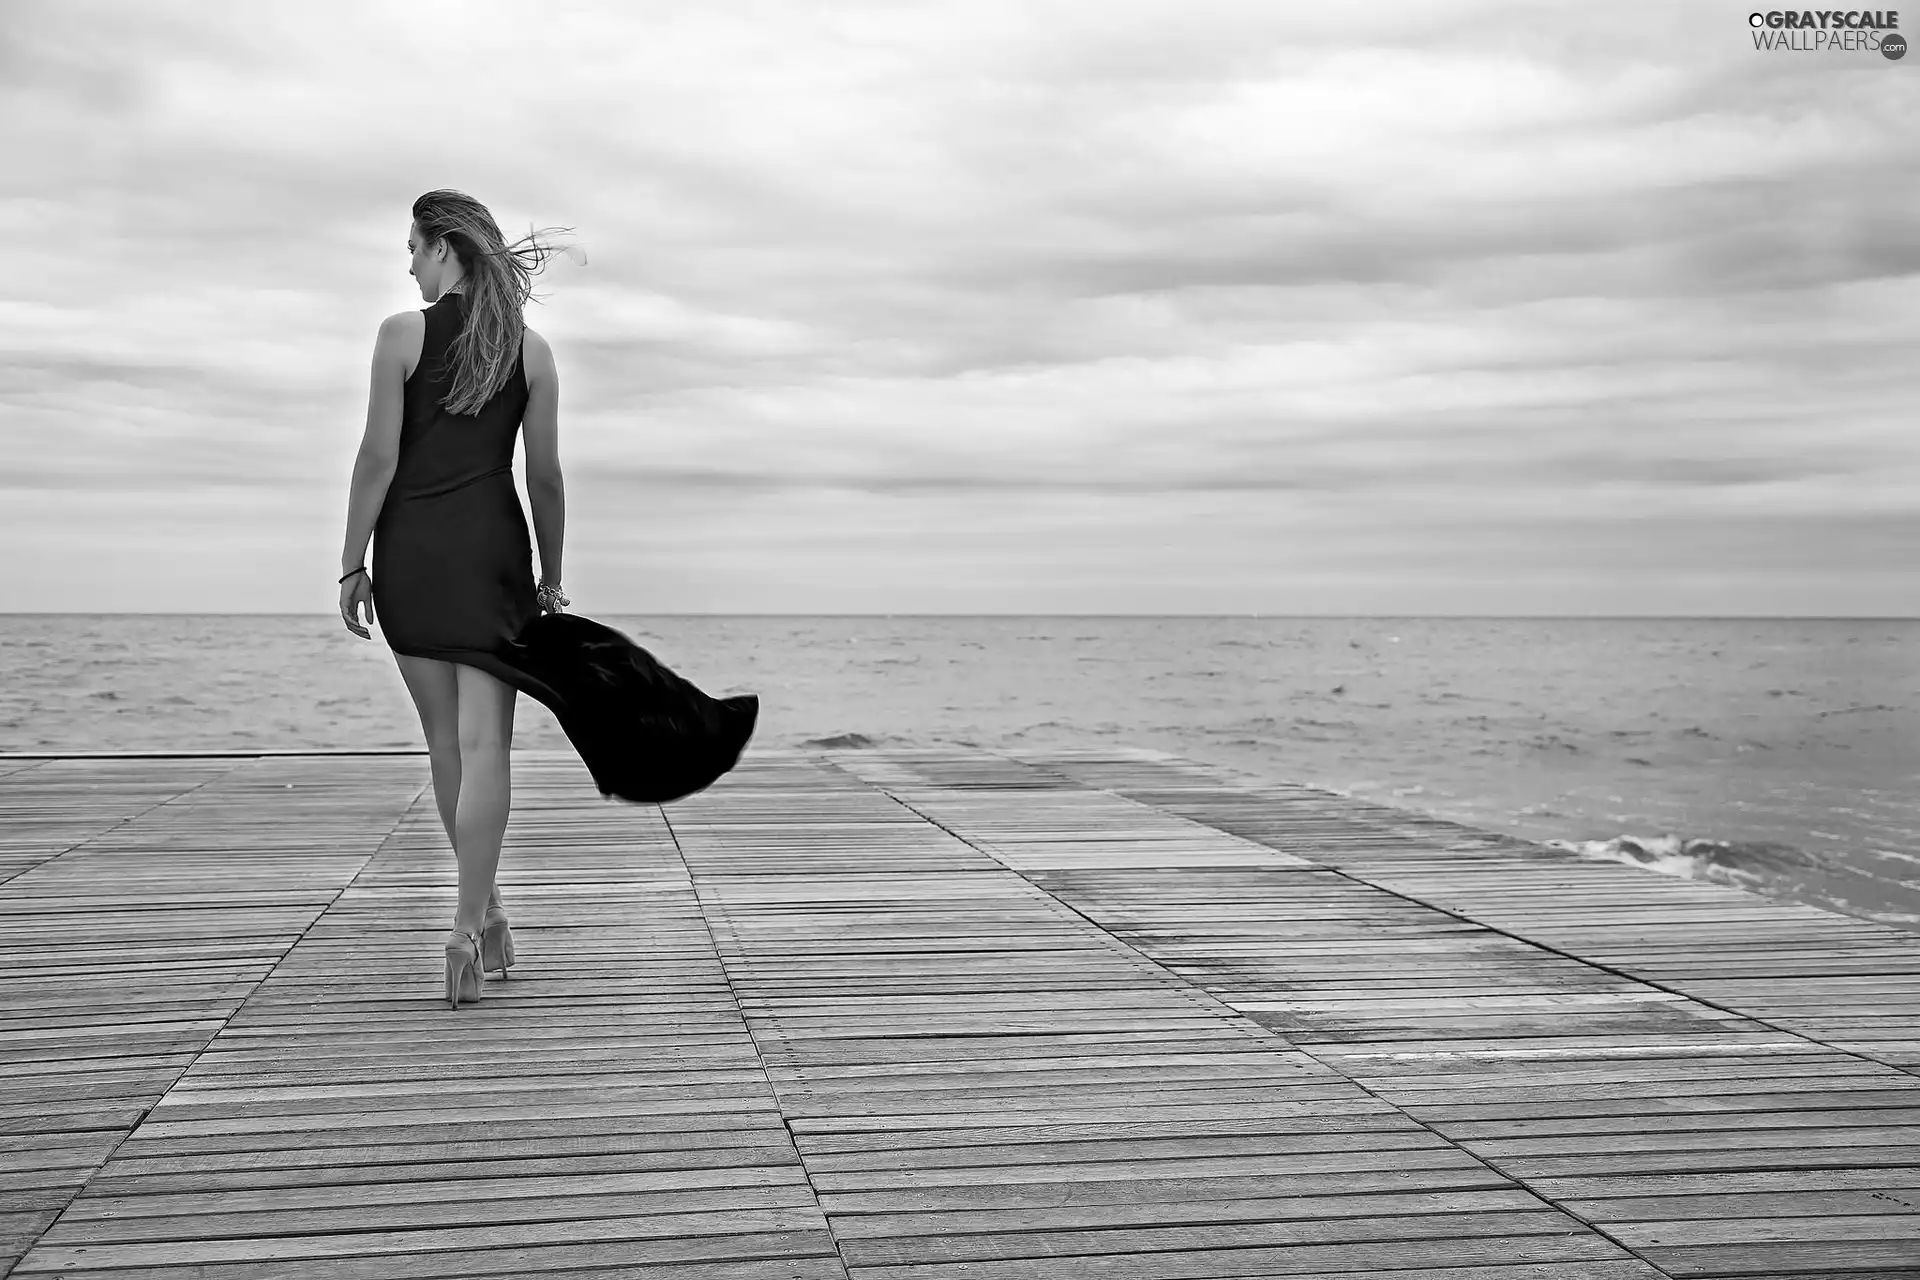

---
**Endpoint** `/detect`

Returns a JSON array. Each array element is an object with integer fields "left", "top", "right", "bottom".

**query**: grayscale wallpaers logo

[{"left": 1747, "top": 9, "right": 1905, "bottom": 57}]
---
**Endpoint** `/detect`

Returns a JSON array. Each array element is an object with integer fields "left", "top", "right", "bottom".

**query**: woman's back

[{"left": 391, "top": 291, "right": 529, "bottom": 499}]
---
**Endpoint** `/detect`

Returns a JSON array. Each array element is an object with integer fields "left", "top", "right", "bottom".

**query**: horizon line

[{"left": 2, "top": 611, "right": 1916, "bottom": 622}]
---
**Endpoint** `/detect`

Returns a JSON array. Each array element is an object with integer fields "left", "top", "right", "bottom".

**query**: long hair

[{"left": 411, "top": 190, "right": 575, "bottom": 415}]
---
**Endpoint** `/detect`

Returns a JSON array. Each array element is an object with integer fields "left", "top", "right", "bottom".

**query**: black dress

[{"left": 373, "top": 291, "right": 756, "bottom": 803}]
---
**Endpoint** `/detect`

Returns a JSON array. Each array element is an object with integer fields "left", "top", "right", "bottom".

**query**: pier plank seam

[
  {"left": 990, "top": 752, "right": 1920, "bottom": 1020},
  {"left": 664, "top": 761, "right": 1669, "bottom": 1279},
  {"left": 1022, "top": 863, "right": 1920, "bottom": 1279},
  {"left": 863, "top": 744, "right": 1920, "bottom": 1279},
  {"left": 984, "top": 744, "right": 1920, "bottom": 1061},
  {"left": 658, "top": 779, "right": 859, "bottom": 1276},
  {"left": 0, "top": 758, "right": 247, "bottom": 889},
  {"left": 1139, "top": 814, "right": 1897, "bottom": 1079},
  {"left": 0, "top": 756, "right": 423, "bottom": 1279},
  {"left": 816, "top": 769, "right": 1682, "bottom": 1279}
]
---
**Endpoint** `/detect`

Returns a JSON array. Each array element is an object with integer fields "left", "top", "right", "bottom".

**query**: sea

[{"left": 3, "top": 614, "right": 1916, "bottom": 934}]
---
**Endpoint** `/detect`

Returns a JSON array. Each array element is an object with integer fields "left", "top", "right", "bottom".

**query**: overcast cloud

[{"left": 2, "top": 0, "right": 1915, "bottom": 614}]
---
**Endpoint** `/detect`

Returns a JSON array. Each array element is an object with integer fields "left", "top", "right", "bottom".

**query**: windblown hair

[{"left": 411, "top": 189, "right": 577, "bottom": 416}]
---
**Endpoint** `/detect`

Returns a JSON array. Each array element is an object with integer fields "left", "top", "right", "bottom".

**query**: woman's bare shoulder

[
  {"left": 522, "top": 326, "right": 557, "bottom": 379},
  {"left": 376, "top": 309, "right": 425, "bottom": 344},
  {"left": 373, "top": 310, "right": 425, "bottom": 376}
]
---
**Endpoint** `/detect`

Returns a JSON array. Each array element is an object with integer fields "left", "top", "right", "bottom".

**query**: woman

[{"left": 337, "top": 190, "right": 570, "bottom": 1010}]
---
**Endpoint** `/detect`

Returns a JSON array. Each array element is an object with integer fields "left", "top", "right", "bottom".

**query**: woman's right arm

[{"left": 522, "top": 328, "right": 564, "bottom": 587}]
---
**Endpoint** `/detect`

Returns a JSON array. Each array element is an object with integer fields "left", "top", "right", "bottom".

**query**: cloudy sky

[{"left": 3, "top": 0, "right": 1914, "bottom": 615}]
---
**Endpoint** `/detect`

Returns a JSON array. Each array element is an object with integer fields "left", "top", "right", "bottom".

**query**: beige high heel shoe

[
  {"left": 480, "top": 905, "right": 515, "bottom": 980},
  {"left": 445, "top": 928, "right": 482, "bottom": 1010}
]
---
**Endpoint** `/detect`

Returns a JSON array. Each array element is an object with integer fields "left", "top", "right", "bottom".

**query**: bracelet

[{"left": 339, "top": 567, "right": 367, "bottom": 583}]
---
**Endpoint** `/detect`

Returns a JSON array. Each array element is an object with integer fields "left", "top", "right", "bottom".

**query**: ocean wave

[
  {"left": 798, "top": 732, "right": 879, "bottom": 748},
  {"left": 1548, "top": 833, "right": 1821, "bottom": 887},
  {"left": 1537, "top": 830, "right": 1919, "bottom": 929},
  {"left": 1540, "top": 830, "right": 1920, "bottom": 933}
]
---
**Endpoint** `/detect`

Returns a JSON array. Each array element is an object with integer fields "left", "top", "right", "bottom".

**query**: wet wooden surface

[{"left": 1, "top": 744, "right": 1915, "bottom": 1278}]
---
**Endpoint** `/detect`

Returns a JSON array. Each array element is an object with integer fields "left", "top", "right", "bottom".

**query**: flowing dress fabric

[
  {"left": 497, "top": 613, "right": 758, "bottom": 804},
  {"left": 373, "top": 293, "right": 758, "bottom": 803}
]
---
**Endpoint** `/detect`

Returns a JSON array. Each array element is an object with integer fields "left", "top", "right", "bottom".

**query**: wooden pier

[{"left": 2, "top": 744, "right": 1917, "bottom": 1279}]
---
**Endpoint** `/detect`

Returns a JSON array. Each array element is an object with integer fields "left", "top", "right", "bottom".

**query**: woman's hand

[
  {"left": 341, "top": 571, "right": 376, "bottom": 638},
  {"left": 536, "top": 581, "right": 569, "bottom": 615}
]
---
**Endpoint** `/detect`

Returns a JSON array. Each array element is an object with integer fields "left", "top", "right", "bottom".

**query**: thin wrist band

[{"left": 339, "top": 567, "right": 367, "bottom": 583}]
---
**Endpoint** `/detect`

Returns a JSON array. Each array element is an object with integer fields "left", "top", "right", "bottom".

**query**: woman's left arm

[{"left": 340, "top": 314, "right": 412, "bottom": 575}]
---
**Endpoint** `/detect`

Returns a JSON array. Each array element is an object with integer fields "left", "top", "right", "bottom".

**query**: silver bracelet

[{"left": 535, "top": 581, "right": 569, "bottom": 611}]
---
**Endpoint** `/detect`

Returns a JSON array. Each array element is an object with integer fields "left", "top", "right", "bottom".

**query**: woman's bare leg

[
  {"left": 425, "top": 743, "right": 460, "bottom": 848},
  {"left": 453, "top": 663, "right": 517, "bottom": 935},
  {"left": 428, "top": 745, "right": 504, "bottom": 914},
  {"left": 395, "top": 655, "right": 505, "bottom": 915}
]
